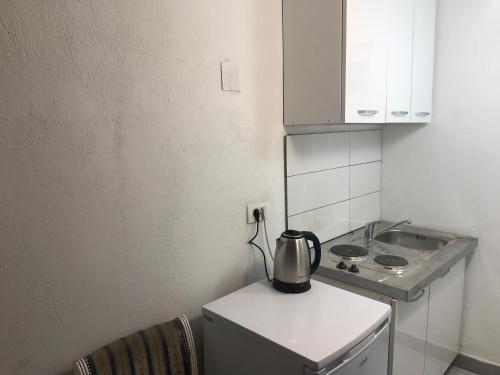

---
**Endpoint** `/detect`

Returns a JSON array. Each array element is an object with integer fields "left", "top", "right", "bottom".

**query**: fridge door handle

[
  {"left": 323, "top": 320, "right": 390, "bottom": 375},
  {"left": 342, "top": 332, "right": 376, "bottom": 360}
]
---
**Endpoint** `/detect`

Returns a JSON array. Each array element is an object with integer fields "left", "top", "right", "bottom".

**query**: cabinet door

[
  {"left": 425, "top": 259, "right": 466, "bottom": 375},
  {"left": 393, "top": 286, "right": 429, "bottom": 375},
  {"left": 386, "top": 0, "right": 414, "bottom": 123},
  {"left": 411, "top": 0, "right": 437, "bottom": 123},
  {"left": 283, "top": 0, "right": 343, "bottom": 125},
  {"left": 344, "top": 0, "right": 389, "bottom": 123}
]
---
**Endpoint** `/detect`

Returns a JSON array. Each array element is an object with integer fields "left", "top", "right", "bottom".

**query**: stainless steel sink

[{"left": 374, "top": 229, "right": 449, "bottom": 251}]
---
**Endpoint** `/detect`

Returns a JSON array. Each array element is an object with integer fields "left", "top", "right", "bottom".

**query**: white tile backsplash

[
  {"left": 287, "top": 167, "right": 349, "bottom": 216},
  {"left": 286, "top": 132, "right": 349, "bottom": 176},
  {"left": 350, "top": 192, "right": 381, "bottom": 231},
  {"left": 350, "top": 130, "right": 382, "bottom": 165},
  {"left": 350, "top": 161, "right": 381, "bottom": 198},
  {"left": 285, "top": 130, "right": 382, "bottom": 242},
  {"left": 287, "top": 201, "right": 349, "bottom": 244}
]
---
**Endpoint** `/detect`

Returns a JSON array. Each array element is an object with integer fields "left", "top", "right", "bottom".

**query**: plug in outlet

[{"left": 247, "top": 202, "right": 270, "bottom": 224}]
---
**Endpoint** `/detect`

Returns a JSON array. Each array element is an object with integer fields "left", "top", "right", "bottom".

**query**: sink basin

[{"left": 374, "top": 229, "right": 449, "bottom": 251}]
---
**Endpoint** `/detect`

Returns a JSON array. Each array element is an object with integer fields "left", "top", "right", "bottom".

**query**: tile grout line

[
  {"left": 286, "top": 130, "right": 382, "bottom": 236},
  {"left": 348, "top": 131, "right": 351, "bottom": 231},
  {"left": 288, "top": 190, "right": 381, "bottom": 218},
  {"left": 287, "top": 160, "right": 382, "bottom": 178},
  {"left": 286, "top": 128, "right": 381, "bottom": 136}
]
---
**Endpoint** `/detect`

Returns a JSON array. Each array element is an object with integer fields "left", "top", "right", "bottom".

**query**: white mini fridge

[{"left": 203, "top": 280, "right": 391, "bottom": 375}]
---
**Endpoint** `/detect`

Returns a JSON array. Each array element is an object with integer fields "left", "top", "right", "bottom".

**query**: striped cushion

[{"left": 73, "top": 315, "right": 198, "bottom": 375}]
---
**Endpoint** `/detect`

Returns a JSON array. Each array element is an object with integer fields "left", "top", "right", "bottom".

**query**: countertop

[
  {"left": 317, "top": 222, "right": 478, "bottom": 301},
  {"left": 202, "top": 279, "right": 391, "bottom": 370}
]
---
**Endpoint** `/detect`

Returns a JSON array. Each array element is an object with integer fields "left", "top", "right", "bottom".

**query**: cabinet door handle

[
  {"left": 358, "top": 110, "right": 379, "bottom": 117},
  {"left": 391, "top": 111, "right": 409, "bottom": 117},
  {"left": 440, "top": 268, "right": 451, "bottom": 278},
  {"left": 408, "top": 288, "right": 425, "bottom": 302},
  {"left": 415, "top": 111, "right": 431, "bottom": 118}
]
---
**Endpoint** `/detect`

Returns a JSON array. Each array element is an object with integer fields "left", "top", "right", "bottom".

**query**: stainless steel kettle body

[{"left": 272, "top": 230, "right": 322, "bottom": 293}]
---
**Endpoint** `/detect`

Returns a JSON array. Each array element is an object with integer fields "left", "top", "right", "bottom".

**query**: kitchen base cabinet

[
  {"left": 393, "top": 259, "right": 466, "bottom": 375},
  {"left": 393, "top": 286, "right": 429, "bottom": 375},
  {"left": 425, "top": 259, "right": 466, "bottom": 375}
]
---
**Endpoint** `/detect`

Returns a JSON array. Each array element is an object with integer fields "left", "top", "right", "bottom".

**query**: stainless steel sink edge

[
  {"left": 374, "top": 229, "right": 451, "bottom": 251},
  {"left": 414, "top": 236, "right": 478, "bottom": 291}
]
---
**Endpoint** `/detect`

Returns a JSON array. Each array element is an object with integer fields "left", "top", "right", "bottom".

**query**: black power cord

[
  {"left": 261, "top": 209, "right": 274, "bottom": 261},
  {"left": 248, "top": 209, "right": 273, "bottom": 282}
]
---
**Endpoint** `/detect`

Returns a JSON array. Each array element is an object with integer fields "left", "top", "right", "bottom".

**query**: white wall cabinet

[
  {"left": 283, "top": 0, "right": 343, "bottom": 125},
  {"left": 283, "top": 0, "right": 436, "bottom": 125},
  {"left": 385, "top": 0, "right": 414, "bottom": 123},
  {"left": 344, "top": 0, "right": 389, "bottom": 123},
  {"left": 411, "top": 0, "right": 437, "bottom": 123}
]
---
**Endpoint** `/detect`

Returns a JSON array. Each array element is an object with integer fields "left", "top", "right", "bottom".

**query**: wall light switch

[{"left": 221, "top": 60, "right": 240, "bottom": 92}]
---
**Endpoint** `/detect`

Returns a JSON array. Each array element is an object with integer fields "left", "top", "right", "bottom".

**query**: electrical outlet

[{"left": 247, "top": 202, "right": 270, "bottom": 224}]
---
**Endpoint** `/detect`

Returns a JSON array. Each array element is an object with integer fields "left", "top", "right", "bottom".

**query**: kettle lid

[{"left": 281, "top": 230, "right": 304, "bottom": 239}]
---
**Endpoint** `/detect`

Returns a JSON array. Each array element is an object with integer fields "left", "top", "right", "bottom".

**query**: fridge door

[{"left": 305, "top": 322, "right": 390, "bottom": 375}]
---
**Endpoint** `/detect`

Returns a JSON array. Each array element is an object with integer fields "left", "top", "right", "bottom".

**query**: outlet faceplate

[{"left": 247, "top": 202, "right": 270, "bottom": 224}]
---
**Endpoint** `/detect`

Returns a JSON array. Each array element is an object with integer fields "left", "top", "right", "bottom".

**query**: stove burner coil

[
  {"left": 374, "top": 255, "right": 409, "bottom": 268},
  {"left": 330, "top": 245, "right": 368, "bottom": 260}
]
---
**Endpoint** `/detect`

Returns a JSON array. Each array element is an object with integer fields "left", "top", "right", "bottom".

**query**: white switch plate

[
  {"left": 247, "top": 201, "right": 270, "bottom": 224},
  {"left": 221, "top": 60, "right": 240, "bottom": 92}
]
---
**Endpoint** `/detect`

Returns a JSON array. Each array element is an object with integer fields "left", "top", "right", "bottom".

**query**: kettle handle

[{"left": 301, "top": 231, "right": 322, "bottom": 274}]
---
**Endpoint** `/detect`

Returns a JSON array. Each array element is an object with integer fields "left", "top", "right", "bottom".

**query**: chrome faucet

[
  {"left": 364, "top": 219, "right": 412, "bottom": 242},
  {"left": 364, "top": 222, "right": 376, "bottom": 241}
]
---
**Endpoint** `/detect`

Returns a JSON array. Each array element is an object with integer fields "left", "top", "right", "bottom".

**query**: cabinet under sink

[{"left": 394, "top": 258, "right": 465, "bottom": 375}]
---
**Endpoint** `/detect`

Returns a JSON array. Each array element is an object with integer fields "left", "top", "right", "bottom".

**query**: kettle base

[{"left": 272, "top": 279, "right": 311, "bottom": 294}]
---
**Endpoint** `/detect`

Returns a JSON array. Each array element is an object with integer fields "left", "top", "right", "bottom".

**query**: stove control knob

[
  {"left": 336, "top": 261, "right": 348, "bottom": 270},
  {"left": 349, "top": 264, "right": 359, "bottom": 273}
]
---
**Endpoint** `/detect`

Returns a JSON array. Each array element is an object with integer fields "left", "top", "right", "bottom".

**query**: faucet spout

[
  {"left": 365, "top": 219, "right": 412, "bottom": 242},
  {"left": 364, "top": 222, "right": 376, "bottom": 241}
]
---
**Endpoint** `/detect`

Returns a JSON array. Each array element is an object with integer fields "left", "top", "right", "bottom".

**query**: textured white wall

[
  {"left": 0, "top": 1, "right": 284, "bottom": 374},
  {"left": 382, "top": 0, "right": 500, "bottom": 365}
]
